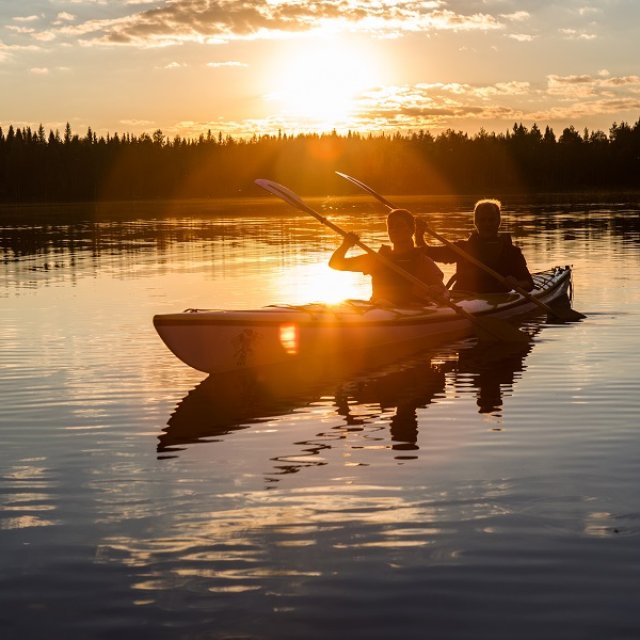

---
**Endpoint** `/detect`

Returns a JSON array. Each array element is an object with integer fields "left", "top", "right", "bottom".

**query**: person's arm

[
  {"left": 411, "top": 255, "right": 448, "bottom": 301},
  {"left": 328, "top": 233, "right": 370, "bottom": 272},
  {"left": 504, "top": 275, "right": 534, "bottom": 292},
  {"left": 505, "top": 247, "right": 534, "bottom": 291},
  {"left": 415, "top": 218, "right": 428, "bottom": 248},
  {"left": 415, "top": 218, "right": 458, "bottom": 263}
]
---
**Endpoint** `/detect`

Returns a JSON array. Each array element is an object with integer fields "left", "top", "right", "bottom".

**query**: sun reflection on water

[{"left": 273, "top": 261, "right": 370, "bottom": 304}]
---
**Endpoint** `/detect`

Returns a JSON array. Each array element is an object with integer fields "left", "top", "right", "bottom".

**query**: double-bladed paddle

[
  {"left": 255, "top": 178, "right": 529, "bottom": 344},
  {"left": 336, "top": 171, "right": 586, "bottom": 322}
]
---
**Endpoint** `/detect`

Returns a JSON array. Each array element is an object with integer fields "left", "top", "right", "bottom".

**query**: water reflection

[
  {"left": 335, "top": 358, "right": 448, "bottom": 455},
  {"left": 454, "top": 341, "right": 532, "bottom": 416},
  {"left": 157, "top": 364, "right": 330, "bottom": 457},
  {"left": 159, "top": 330, "right": 536, "bottom": 474},
  {"left": 3, "top": 204, "right": 639, "bottom": 293}
]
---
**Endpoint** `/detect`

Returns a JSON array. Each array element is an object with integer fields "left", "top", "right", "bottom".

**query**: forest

[{"left": 0, "top": 119, "right": 639, "bottom": 203}]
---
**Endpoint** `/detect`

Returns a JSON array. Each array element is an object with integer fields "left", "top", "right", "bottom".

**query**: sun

[{"left": 265, "top": 37, "right": 383, "bottom": 129}]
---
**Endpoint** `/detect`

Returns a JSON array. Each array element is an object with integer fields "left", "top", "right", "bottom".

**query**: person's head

[
  {"left": 473, "top": 199, "right": 502, "bottom": 239},
  {"left": 386, "top": 208, "right": 415, "bottom": 246}
]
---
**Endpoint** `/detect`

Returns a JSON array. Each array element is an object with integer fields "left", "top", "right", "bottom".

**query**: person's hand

[
  {"left": 341, "top": 232, "right": 359, "bottom": 248},
  {"left": 426, "top": 285, "right": 449, "bottom": 301},
  {"left": 504, "top": 275, "right": 520, "bottom": 290},
  {"left": 414, "top": 284, "right": 449, "bottom": 304}
]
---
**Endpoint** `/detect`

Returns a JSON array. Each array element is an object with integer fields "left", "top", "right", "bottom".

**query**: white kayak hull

[{"left": 154, "top": 267, "right": 573, "bottom": 374}]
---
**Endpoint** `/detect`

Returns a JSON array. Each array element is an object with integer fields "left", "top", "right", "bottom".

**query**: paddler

[
  {"left": 329, "top": 208, "right": 446, "bottom": 306},
  {"left": 416, "top": 199, "right": 534, "bottom": 293}
]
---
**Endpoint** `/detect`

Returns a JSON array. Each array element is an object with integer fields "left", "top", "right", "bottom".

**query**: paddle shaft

[
  {"left": 255, "top": 179, "right": 521, "bottom": 337},
  {"left": 336, "top": 172, "right": 581, "bottom": 320}
]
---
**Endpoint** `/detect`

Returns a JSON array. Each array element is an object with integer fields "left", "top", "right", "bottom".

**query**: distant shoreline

[
  {"left": 2, "top": 121, "right": 639, "bottom": 205},
  {"left": 2, "top": 191, "right": 639, "bottom": 222}
]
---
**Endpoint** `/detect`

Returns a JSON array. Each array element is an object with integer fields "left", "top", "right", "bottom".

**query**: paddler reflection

[
  {"left": 455, "top": 340, "right": 533, "bottom": 415},
  {"left": 158, "top": 332, "right": 536, "bottom": 468},
  {"left": 334, "top": 359, "right": 447, "bottom": 454}
]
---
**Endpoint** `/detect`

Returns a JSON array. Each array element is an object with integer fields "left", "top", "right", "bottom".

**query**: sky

[{"left": 1, "top": 0, "right": 639, "bottom": 140}]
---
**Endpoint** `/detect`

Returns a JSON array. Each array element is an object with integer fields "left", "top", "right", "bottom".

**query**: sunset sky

[{"left": 1, "top": 0, "right": 639, "bottom": 140}]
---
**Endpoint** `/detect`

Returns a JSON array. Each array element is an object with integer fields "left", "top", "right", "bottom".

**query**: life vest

[
  {"left": 454, "top": 233, "right": 524, "bottom": 293},
  {"left": 370, "top": 247, "right": 428, "bottom": 304}
]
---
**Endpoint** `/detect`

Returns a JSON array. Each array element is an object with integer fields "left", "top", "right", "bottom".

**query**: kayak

[{"left": 153, "top": 266, "right": 573, "bottom": 374}]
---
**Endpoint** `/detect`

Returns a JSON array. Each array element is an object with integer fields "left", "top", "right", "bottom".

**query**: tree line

[{"left": 0, "top": 119, "right": 639, "bottom": 203}]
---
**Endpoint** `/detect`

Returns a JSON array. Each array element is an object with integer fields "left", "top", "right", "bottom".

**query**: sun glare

[
  {"left": 275, "top": 262, "right": 370, "bottom": 305},
  {"left": 266, "top": 38, "right": 382, "bottom": 129}
]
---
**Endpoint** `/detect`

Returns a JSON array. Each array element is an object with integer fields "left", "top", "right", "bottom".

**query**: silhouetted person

[
  {"left": 330, "top": 208, "right": 445, "bottom": 305},
  {"left": 416, "top": 199, "right": 534, "bottom": 293}
]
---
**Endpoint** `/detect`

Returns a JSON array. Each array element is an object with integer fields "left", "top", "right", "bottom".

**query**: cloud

[
  {"left": 12, "top": 15, "right": 41, "bottom": 23},
  {"left": 500, "top": 11, "right": 530, "bottom": 22},
  {"left": 601, "top": 75, "right": 640, "bottom": 87},
  {"left": 483, "top": 81, "right": 531, "bottom": 96},
  {"left": 337, "top": 80, "right": 534, "bottom": 131},
  {"left": 206, "top": 60, "right": 248, "bottom": 68},
  {"left": 559, "top": 28, "right": 597, "bottom": 40},
  {"left": 32, "top": 31, "right": 57, "bottom": 42},
  {"left": 30, "top": 67, "right": 50, "bottom": 75},
  {"left": 54, "top": 12, "right": 77, "bottom": 24},
  {"left": 530, "top": 97, "right": 640, "bottom": 123},
  {"left": 6, "top": 26, "right": 37, "bottom": 34},
  {"left": 0, "top": 39, "right": 42, "bottom": 60},
  {"left": 48, "top": 0, "right": 505, "bottom": 48},
  {"left": 578, "top": 6, "right": 600, "bottom": 17},
  {"left": 506, "top": 33, "right": 535, "bottom": 42},
  {"left": 163, "top": 61, "right": 187, "bottom": 69},
  {"left": 547, "top": 73, "right": 640, "bottom": 99}
]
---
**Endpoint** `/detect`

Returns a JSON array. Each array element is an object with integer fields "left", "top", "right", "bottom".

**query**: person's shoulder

[
  {"left": 499, "top": 233, "right": 514, "bottom": 245},
  {"left": 463, "top": 232, "right": 478, "bottom": 244},
  {"left": 500, "top": 234, "right": 527, "bottom": 254},
  {"left": 501, "top": 235, "right": 528, "bottom": 263}
]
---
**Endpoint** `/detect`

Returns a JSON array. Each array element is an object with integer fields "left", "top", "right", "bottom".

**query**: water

[{"left": 1, "top": 198, "right": 640, "bottom": 639}]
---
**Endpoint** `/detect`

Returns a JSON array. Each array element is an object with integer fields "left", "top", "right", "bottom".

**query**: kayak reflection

[
  {"left": 157, "top": 363, "right": 331, "bottom": 457},
  {"left": 158, "top": 327, "right": 537, "bottom": 466}
]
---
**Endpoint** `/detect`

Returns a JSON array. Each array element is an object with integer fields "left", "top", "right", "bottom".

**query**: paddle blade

[
  {"left": 546, "top": 301, "right": 587, "bottom": 323},
  {"left": 256, "top": 178, "right": 346, "bottom": 239},
  {"left": 473, "top": 317, "right": 531, "bottom": 345},
  {"left": 336, "top": 171, "right": 395, "bottom": 210},
  {"left": 255, "top": 179, "right": 309, "bottom": 213}
]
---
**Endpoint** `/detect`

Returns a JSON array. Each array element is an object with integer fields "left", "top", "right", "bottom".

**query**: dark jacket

[
  {"left": 422, "top": 233, "right": 533, "bottom": 293},
  {"left": 369, "top": 246, "right": 443, "bottom": 304}
]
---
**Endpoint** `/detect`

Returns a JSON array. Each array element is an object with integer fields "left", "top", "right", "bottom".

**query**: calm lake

[{"left": 1, "top": 196, "right": 640, "bottom": 639}]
